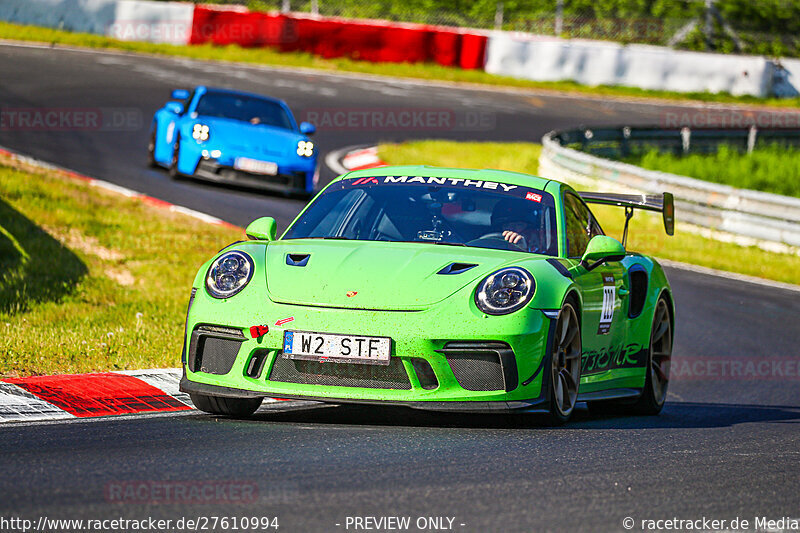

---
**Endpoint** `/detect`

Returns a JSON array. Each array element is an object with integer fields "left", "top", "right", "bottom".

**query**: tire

[
  {"left": 190, "top": 393, "right": 263, "bottom": 417},
  {"left": 630, "top": 296, "right": 672, "bottom": 415},
  {"left": 147, "top": 130, "right": 158, "bottom": 168},
  {"left": 168, "top": 138, "right": 183, "bottom": 180},
  {"left": 546, "top": 300, "right": 582, "bottom": 424}
]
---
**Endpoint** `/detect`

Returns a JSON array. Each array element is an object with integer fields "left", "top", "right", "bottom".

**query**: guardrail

[{"left": 539, "top": 126, "right": 800, "bottom": 250}]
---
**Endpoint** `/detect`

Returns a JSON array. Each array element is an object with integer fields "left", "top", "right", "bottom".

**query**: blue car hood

[{"left": 198, "top": 116, "right": 302, "bottom": 158}]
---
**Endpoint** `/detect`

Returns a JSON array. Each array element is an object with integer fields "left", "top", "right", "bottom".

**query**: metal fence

[
  {"left": 539, "top": 126, "right": 800, "bottom": 251},
  {"left": 554, "top": 126, "right": 800, "bottom": 159}
]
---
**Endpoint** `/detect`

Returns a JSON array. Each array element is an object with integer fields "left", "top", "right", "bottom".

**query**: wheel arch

[{"left": 562, "top": 289, "right": 582, "bottom": 326}]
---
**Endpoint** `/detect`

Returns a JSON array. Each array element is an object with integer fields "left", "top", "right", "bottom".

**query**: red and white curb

[
  {"left": 0, "top": 145, "right": 239, "bottom": 230},
  {"left": 0, "top": 369, "right": 188, "bottom": 423},
  {"left": 341, "top": 146, "right": 387, "bottom": 171},
  {"left": 0, "top": 369, "right": 312, "bottom": 424},
  {"left": 325, "top": 145, "right": 386, "bottom": 176}
]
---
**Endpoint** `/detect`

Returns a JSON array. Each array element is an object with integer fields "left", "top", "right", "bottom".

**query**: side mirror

[
  {"left": 580, "top": 235, "right": 626, "bottom": 271},
  {"left": 171, "top": 89, "right": 190, "bottom": 100},
  {"left": 165, "top": 102, "right": 183, "bottom": 114},
  {"left": 663, "top": 192, "right": 675, "bottom": 236},
  {"left": 299, "top": 122, "right": 316, "bottom": 135},
  {"left": 245, "top": 217, "right": 277, "bottom": 241}
]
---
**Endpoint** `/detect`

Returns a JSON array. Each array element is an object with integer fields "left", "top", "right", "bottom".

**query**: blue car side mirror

[
  {"left": 165, "top": 102, "right": 183, "bottom": 114},
  {"left": 171, "top": 89, "right": 190, "bottom": 100},
  {"left": 299, "top": 122, "right": 316, "bottom": 135}
]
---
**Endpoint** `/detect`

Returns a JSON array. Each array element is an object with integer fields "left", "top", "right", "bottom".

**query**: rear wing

[{"left": 578, "top": 192, "right": 674, "bottom": 246}]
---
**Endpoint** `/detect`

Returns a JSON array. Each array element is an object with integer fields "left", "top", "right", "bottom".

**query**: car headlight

[
  {"left": 475, "top": 267, "right": 535, "bottom": 315},
  {"left": 296, "top": 140, "right": 314, "bottom": 157},
  {"left": 192, "top": 123, "right": 210, "bottom": 142},
  {"left": 205, "top": 251, "right": 254, "bottom": 299}
]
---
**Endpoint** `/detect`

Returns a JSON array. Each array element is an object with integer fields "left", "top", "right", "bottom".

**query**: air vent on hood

[
  {"left": 437, "top": 262, "right": 478, "bottom": 275},
  {"left": 286, "top": 253, "right": 310, "bottom": 267}
]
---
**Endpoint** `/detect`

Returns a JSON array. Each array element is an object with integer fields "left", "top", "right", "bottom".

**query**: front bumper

[
  {"left": 180, "top": 285, "right": 556, "bottom": 411},
  {"left": 179, "top": 376, "right": 549, "bottom": 413},
  {"left": 193, "top": 158, "right": 311, "bottom": 194}
]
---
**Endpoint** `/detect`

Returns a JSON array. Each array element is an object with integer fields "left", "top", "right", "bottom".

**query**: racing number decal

[{"left": 598, "top": 274, "right": 615, "bottom": 335}]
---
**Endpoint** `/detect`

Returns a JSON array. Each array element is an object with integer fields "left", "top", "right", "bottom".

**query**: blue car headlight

[
  {"left": 192, "top": 123, "right": 210, "bottom": 142},
  {"left": 475, "top": 267, "right": 535, "bottom": 315},
  {"left": 296, "top": 140, "right": 314, "bottom": 157},
  {"left": 205, "top": 251, "right": 254, "bottom": 299}
]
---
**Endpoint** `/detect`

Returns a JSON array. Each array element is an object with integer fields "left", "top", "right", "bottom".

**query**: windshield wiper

[{"left": 431, "top": 241, "right": 466, "bottom": 247}]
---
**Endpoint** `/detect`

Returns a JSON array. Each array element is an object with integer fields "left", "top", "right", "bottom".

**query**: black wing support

[{"left": 578, "top": 192, "right": 675, "bottom": 247}]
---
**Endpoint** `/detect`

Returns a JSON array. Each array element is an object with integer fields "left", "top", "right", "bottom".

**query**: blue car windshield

[
  {"left": 195, "top": 92, "right": 294, "bottom": 130},
  {"left": 284, "top": 175, "right": 559, "bottom": 256}
]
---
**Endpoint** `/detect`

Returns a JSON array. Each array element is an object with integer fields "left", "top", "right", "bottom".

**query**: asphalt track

[{"left": 1, "top": 43, "right": 799, "bottom": 532}]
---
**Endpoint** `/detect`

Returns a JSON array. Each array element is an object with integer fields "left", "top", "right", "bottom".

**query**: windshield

[
  {"left": 284, "top": 175, "right": 559, "bottom": 256},
  {"left": 194, "top": 92, "right": 295, "bottom": 130}
]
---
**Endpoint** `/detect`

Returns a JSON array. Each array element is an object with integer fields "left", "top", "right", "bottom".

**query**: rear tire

[
  {"left": 546, "top": 301, "right": 582, "bottom": 425},
  {"left": 190, "top": 393, "right": 263, "bottom": 417},
  {"left": 630, "top": 296, "right": 672, "bottom": 415},
  {"left": 147, "top": 130, "right": 158, "bottom": 168}
]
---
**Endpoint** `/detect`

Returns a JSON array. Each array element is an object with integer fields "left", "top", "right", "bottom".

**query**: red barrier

[
  {"left": 191, "top": 6, "right": 487, "bottom": 70},
  {"left": 430, "top": 30, "right": 462, "bottom": 67},
  {"left": 459, "top": 33, "right": 488, "bottom": 70}
]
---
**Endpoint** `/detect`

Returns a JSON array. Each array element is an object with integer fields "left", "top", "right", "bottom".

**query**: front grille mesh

[
  {"left": 445, "top": 353, "right": 506, "bottom": 391},
  {"left": 194, "top": 336, "right": 242, "bottom": 375},
  {"left": 269, "top": 355, "right": 411, "bottom": 389},
  {"left": 437, "top": 341, "right": 517, "bottom": 392}
]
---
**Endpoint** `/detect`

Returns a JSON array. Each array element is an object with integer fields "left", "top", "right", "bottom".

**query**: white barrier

[
  {"left": 485, "top": 32, "right": 774, "bottom": 97},
  {"left": 773, "top": 58, "right": 800, "bottom": 98},
  {"left": 109, "top": 1, "right": 194, "bottom": 45},
  {"left": 0, "top": 0, "right": 193, "bottom": 45},
  {"left": 540, "top": 130, "right": 800, "bottom": 252}
]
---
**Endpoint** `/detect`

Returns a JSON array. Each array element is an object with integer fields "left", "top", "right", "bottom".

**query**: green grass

[
  {"left": 2, "top": 20, "right": 800, "bottom": 109},
  {"left": 0, "top": 156, "right": 242, "bottom": 377},
  {"left": 378, "top": 140, "right": 800, "bottom": 285},
  {"left": 624, "top": 145, "right": 800, "bottom": 198}
]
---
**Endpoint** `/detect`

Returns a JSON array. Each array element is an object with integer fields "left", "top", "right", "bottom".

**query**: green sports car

[{"left": 180, "top": 166, "right": 675, "bottom": 423}]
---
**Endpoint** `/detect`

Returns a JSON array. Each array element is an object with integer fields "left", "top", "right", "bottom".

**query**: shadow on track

[
  {"left": 193, "top": 400, "right": 800, "bottom": 431},
  {"left": 0, "top": 198, "right": 87, "bottom": 314}
]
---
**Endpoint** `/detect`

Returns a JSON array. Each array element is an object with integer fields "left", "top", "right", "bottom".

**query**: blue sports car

[{"left": 148, "top": 86, "right": 318, "bottom": 196}]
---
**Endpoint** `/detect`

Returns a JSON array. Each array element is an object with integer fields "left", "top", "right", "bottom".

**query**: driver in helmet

[{"left": 491, "top": 199, "right": 542, "bottom": 252}]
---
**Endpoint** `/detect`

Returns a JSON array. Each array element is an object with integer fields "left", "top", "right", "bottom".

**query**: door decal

[{"left": 598, "top": 273, "right": 615, "bottom": 335}]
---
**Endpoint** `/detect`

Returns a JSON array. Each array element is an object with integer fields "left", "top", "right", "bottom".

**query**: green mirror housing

[
  {"left": 581, "top": 235, "right": 626, "bottom": 270},
  {"left": 245, "top": 217, "right": 277, "bottom": 241}
]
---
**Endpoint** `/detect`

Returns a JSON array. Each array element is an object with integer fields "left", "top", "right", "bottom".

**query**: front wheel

[
  {"left": 168, "top": 138, "right": 183, "bottom": 180},
  {"left": 190, "top": 393, "right": 263, "bottom": 417},
  {"left": 547, "top": 301, "right": 582, "bottom": 424}
]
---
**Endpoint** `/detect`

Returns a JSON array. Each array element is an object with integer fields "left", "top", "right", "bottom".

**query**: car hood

[
  {"left": 197, "top": 116, "right": 302, "bottom": 157},
  {"left": 263, "top": 240, "right": 530, "bottom": 310}
]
